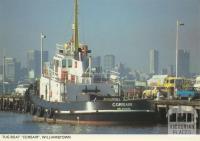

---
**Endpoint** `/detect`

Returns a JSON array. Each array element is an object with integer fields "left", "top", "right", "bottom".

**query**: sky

[{"left": 0, "top": 0, "right": 200, "bottom": 73}]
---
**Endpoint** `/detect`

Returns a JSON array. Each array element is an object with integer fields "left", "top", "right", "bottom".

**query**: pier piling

[
  {"left": 153, "top": 99, "right": 200, "bottom": 124},
  {"left": 0, "top": 95, "right": 25, "bottom": 113}
]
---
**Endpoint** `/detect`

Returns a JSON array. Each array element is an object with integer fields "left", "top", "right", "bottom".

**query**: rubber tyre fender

[
  {"left": 36, "top": 107, "right": 44, "bottom": 117},
  {"left": 30, "top": 104, "right": 36, "bottom": 115},
  {"left": 46, "top": 108, "right": 54, "bottom": 118},
  {"left": 24, "top": 102, "right": 30, "bottom": 113}
]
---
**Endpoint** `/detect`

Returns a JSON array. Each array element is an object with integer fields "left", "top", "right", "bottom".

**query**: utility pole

[
  {"left": 175, "top": 20, "right": 184, "bottom": 78},
  {"left": 40, "top": 33, "right": 46, "bottom": 77},
  {"left": 2, "top": 49, "right": 5, "bottom": 95},
  {"left": 175, "top": 20, "right": 184, "bottom": 98}
]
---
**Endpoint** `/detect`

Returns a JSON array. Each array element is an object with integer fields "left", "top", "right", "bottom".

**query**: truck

[
  {"left": 143, "top": 75, "right": 193, "bottom": 99},
  {"left": 176, "top": 88, "right": 199, "bottom": 100}
]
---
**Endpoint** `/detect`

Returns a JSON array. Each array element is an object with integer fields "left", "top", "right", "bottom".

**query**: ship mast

[{"left": 73, "top": 0, "right": 79, "bottom": 53}]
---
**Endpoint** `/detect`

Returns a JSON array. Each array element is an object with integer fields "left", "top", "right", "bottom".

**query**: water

[
  {"left": 0, "top": 112, "right": 199, "bottom": 134},
  {"left": 0, "top": 112, "right": 167, "bottom": 134}
]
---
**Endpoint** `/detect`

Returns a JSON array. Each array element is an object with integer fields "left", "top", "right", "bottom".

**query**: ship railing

[{"left": 56, "top": 44, "right": 74, "bottom": 56}]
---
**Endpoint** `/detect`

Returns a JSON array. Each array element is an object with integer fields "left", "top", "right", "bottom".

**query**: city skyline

[
  {"left": 27, "top": 50, "right": 48, "bottom": 79},
  {"left": 0, "top": 0, "right": 200, "bottom": 73}
]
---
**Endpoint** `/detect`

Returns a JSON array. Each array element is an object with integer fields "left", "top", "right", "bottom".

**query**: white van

[
  {"left": 15, "top": 84, "right": 30, "bottom": 96},
  {"left": 194, "top": 76, "right": 200, "bottom": 91}
]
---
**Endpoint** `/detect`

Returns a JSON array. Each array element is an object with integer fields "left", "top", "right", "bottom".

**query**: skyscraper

[
  {"left": 149, "top": 49, "right": 159, "bottom": 74},
  {"left": 103, "top": 54, "right": 115, "bottom": 72},
  {"left": 4, "top": 57, "right": 20, "bottom": 82},
  {"left": 92, "top": 56, "right": 101, "bottom": 73},
  {"left": 27, "top": 50, "right": 48, "bottom": 79},
  {"left": 178, "top": 49, "right": 190, "bottom": 77},
  {"left": 167, "top": 65, "right": 174, "bottom": 76}
]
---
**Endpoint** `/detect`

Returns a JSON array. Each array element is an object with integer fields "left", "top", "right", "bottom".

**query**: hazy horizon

[{"left": 0, "top": 0, "right": 200, "bottom": 74}]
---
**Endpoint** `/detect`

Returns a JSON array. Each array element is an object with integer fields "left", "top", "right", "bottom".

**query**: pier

[
  {"left": 154, "top": 99, "right": 200, "bottom": 109},
  {"left": 0, "top": 95, "right": 25, "bottom": 112},
  {"left": 152, "top": 99, "right": 200, "bottom": 127}
]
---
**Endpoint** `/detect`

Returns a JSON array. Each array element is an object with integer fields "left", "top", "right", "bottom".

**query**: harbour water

[{"left": 0, "top": 112, "right": 169, "bottom": 134}]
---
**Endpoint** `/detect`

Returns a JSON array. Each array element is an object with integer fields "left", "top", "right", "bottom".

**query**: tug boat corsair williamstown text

[{"left": 25, "top": 0, "right": 157, "bottom": 124}]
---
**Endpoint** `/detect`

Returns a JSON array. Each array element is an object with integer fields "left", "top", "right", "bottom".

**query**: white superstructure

[{"left": 39, "top": 0, "right": 115, "bottom": 102}]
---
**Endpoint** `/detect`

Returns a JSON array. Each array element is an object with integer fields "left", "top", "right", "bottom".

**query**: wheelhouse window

[
  {"left": 75, "top": 61, "right": 77, "bottom": 68},
  {"left": 68, "top": 59, "right": 72, "bottom": 68},
  {"left": 62, "top": 59, "right": 66, "bottom": 68}
]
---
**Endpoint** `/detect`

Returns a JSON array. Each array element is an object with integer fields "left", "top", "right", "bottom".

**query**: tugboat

[{"left": 25, "top": 0, "right": 157, "bottom": 124}]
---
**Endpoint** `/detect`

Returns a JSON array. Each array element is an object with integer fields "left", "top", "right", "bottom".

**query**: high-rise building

[
  {"left": 103, "top": 54, "right": 115, "bottom": 72},
  {"left": 149, "top": 49, "right": 159, "bottom": 74},
  {"left": 15, "top": 61, "right": 21, "bottom": 82},
  {"left": 0, "top": 65, "right": 2, "bottom": 75},
  {"left": 27, "top": 50, "right": 48, "bottom": 79},
  {"left": 161, "top": 68, "right": 168, "bottom": 75},
  {"left": 167, "top": 65, "right": 174, "bottom": 76},
  {"left": 161, "top": 65, "right": 174, "bottom": 75},
  {"left": 178, "top": 49, "right": 190, "bottom": 77},
  {"left": 4, "top": 57, "right": 20, "bottom": 82},
  {"left": 0, "top": 65, "right": 3, "bottom": 82},
  {"left": 92, "top": 56, "right": 101, "bottom": 72}
]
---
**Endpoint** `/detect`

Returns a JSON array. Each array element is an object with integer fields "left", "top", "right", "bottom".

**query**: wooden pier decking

[{"left": 153, "top": 99, "right": 200, "bottom": 109}]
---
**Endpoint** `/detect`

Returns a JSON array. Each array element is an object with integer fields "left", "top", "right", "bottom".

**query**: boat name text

[{"left": 112, "top": 103, "right": 132, "bottom": 107}]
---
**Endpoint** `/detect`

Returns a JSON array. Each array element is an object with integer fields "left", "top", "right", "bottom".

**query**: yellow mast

[{"left": 73, "top": 0, "right": 79, "bottom": 52}]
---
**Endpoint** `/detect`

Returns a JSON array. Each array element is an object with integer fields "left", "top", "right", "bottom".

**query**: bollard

[
  {"left": 197, "top": 109, "right": 200, "bottom": 129},
  {"left": 9, "top": 98, "right": 13, "bottom": 111},
  {"left": 7, "top": 98, "right": 10, "bottom": 111},
  {"left": 2, "top": 98, "right": 5, "bottom": 111},
  {"left": 12, "top": 98, "right": 16, "bottom": 111}
]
